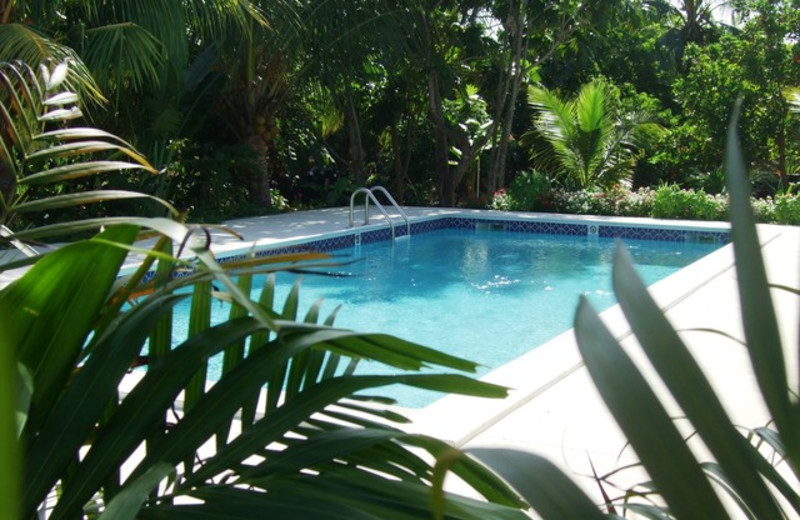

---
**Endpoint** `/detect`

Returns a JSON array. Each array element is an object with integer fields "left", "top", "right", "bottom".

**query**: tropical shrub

[
  {"left": 651, "top": 184, "right": 727, "bottom": 221},
  {"left": 525, "top": 79, "right": 662, "bottom": 190},
  {"left": 507, "top": 171, "right": 553, "bottom": 211},
  {"left": 773, "top": 193, "right": 800, "bottom": 226},
  {"left": 489, "top": 188, "right": 512, "bottom": 210},
  {"left": 490, "top": 171, "right": 552, "bottom": 212},
  {"left": 435, "top": 102, "right": 800, "bottom": 518}
]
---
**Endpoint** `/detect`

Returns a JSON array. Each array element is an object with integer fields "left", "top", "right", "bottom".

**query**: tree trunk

[
  {"left": 777, "top": 123, "right": 788, "bottom": 189},
  {"left": 427, "top": 68, "right": 453, "bottom": 206},
  {"left": 487, "top": 0, "right": 529, "bottom": 195},
  {"left": 244, "top": 133, "right": 271, "bottom": 209},
  {"left": 345, "top": 84, "right": 367, "bottom": 185},
  {"left": 389, "top": 126, "right": 407, "bottom": 203}
]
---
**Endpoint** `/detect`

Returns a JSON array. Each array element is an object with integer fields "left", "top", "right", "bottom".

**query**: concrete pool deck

[{"left": 3, "top": 206, "right": 798, "bottom": 505}]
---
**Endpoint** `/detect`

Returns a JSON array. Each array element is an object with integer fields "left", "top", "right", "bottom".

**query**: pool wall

[
  {"left": 133, "top": 211, "right": 730, "bottom": 282},
  {"left": 222, "top": 215, "right": 728, "bottom": 259}
]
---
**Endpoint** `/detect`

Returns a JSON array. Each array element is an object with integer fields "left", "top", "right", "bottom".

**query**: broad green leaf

[
  {"left": 10, "top": 190, "right": 178, "bottom": 216},
  {"left": 140, "top": 490, "right": 377, "bottom": 520},
  {"left": 48, "top": 318, "right": 266, "bottom": 520},
  {"left": 15, "top": 363, "right": 32, "bottom": 437},
  {"left": 468, "top": 448, "right": 604, "bottom": 520},
  {"left": 0, "top": 321, "right": 21, "bottom": 520},
  {"left": 184, "top": 280, "right": 213, "bottom": 415},
  {"left": 22, "top": 293, "right": 187, "bottom": 516},
  {"left": 275, "top": 325, "right": 481, "bottom": 372},
  {"left": 36, "top": 127, "right": 138, "bottom": 147},
  {"left": 724, "top": 99, "right": 800, "bottom": 469},
  {"left": 37, "top": 106, "right": 82, "bottom": 121},
  {"left": 700, "top": 462, "right": 759, "bottom": 519},
  {"left": 0, "top": 226, "right": 138, "bottom": 436},
  {"left": 194, "top": 248, "right": 278, "bottom": 332},
  {"left": 574, "top": 296, "right": 728, "bottom": 518},
  {"left": 612, "top": 244, "right": 783, "bottom": 518},
  {"left": 11, "top": 216, "right": 190, "bottom": 243},
  {"left": 745, "top": 430, "right": 800, "bottom": 514},
  {"left": 177, "top": 475, "right": 524, "bottom": 520},
  {"left": 242, "top": 275, "right": 276, "bottom": 423},
  {"left": 46, "top": 62, "right": 69, "bottom": 89},
  {"left": 186, "top": 373, "right": 506, "bottom": 487},
  {"left": 98, "top": 463, "right": 173, "bottom": 520},
  {"left": 26, "top": 140, "right": 154, "bottom": 166},
  {"left": 18, "top": 160, "right": 148, "bottom": 185},
  {"left": 216, "top": 274, "right": 254, "bottom": 448},
  {"left": 239, "top": 429, "right": 411, "bottom": 480},
  {"left": 43, "top": 92, "right": 79, "bottom": 105}
]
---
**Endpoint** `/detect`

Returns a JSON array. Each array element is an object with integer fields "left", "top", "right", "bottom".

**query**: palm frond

[
  {"left": 0, "top": 26, "right": 105, "bottom": 106},
  {"left": 83, "top": 23, "right": 165, "bottom": 93},
  {"left": 0, "top": 60, "right": 167, "bottom": 243}
]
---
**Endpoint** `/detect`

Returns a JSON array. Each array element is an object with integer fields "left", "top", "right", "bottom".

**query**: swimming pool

[{"left": 168, "top": 220, "right": 725, "bottom": 407}]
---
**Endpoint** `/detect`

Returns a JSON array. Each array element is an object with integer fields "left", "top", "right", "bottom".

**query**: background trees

[{"left": 1, "top": 0, "right": 797, "bottom": 215}]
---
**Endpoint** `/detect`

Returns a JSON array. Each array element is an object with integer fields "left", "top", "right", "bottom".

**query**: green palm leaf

[
  {"left": 526, "top": 80, "right": 659, "bottom": 188},
  {"left": 1, "top": 60, "right": 164, "bottom": 244}
]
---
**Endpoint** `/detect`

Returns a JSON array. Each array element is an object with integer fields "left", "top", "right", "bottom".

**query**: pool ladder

[{"left": 349, "top": 186, "right": 410, "bottom": 241}]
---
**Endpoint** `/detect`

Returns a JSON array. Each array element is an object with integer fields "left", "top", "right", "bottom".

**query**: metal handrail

[
  {"left": 367, "top": 186, "right": 410, "bottom": 238},
  {"left": 349, "top": 187, "right": 396, "bottom": 241}
]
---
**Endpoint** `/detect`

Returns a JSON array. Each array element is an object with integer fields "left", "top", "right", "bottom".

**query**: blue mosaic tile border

[
  {"left": 598, "top": 225, "right": 730, "bottom": 244},
  {"left": 139, "top": 216, "right": 729, "bottom": 281},
  {"left": 408, "top": 217, "right": 728, "bottom": 244}
]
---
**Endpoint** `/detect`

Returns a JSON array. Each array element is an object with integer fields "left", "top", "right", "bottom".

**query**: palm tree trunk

[{"left": 244, "top": 133, "right": 272, "bottom": 209}]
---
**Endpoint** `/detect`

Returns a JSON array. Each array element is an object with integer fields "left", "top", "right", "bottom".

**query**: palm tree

[{"left": 525, "top": 80, "right": 660, "bottom": 189}]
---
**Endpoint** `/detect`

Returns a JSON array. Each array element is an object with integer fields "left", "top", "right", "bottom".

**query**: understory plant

[{"left": 437, "top": 101, "right": 800, "bottom": 518}]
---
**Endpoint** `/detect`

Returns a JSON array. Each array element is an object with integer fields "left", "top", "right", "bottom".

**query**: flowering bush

[
  {"left": 774, "top": 193, "right": 800, "bottom": 225},
  {"left": 489, "top": 188, "right": 512, "bottom": 210},
  {"left": 487, "top": 178, "right": 798, "bottom": 226}
]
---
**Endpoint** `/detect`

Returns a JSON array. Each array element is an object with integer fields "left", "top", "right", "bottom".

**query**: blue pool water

[{"left": 171, "top": 228, "right": 721, "bottom": 407}]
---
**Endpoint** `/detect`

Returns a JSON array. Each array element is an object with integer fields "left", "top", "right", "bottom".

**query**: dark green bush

[{"left": 506, "top": 171, "right": 553, "bottom": 211}]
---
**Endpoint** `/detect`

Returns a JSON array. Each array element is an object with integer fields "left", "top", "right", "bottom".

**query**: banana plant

[
  {"left": 0, "top": 60, "right": 178, "bottom": 253},
  {"left": 436, "top": 102, "right": 800, "bottom": 518}
]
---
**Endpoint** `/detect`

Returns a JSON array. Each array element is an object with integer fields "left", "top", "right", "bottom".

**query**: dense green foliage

[{"left": 1, "top": 0, "right": 798, "bottom": 216}]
